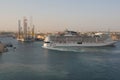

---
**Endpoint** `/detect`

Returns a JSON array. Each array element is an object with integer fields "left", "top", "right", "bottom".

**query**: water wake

[{"left": 43, "top": 46, "right": 117, "bottom": 53}]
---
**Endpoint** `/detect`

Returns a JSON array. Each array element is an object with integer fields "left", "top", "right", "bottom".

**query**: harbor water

[{"left": 0, "top": 37, "right": 120, "bottom": 80}]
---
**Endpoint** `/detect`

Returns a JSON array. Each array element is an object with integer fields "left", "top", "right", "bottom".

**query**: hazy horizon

[{"left": 0, "top": 0, "right": 120, "bottom": 32}]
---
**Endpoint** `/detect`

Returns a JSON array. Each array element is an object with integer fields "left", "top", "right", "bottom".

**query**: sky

[{"left": 0, "top": 0, "right": 120, "bottom": 32}]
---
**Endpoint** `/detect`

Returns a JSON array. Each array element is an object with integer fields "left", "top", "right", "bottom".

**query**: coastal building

[
  {"left": 35, "top": 33, "right": 45, "bottom": 41},
  {"left": 111, "top": 32, "right": 120, "bottom": 40}
]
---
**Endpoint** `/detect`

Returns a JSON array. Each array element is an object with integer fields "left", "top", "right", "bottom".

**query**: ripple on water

[{"left": 0, "top": 63, "right": 69, "bottom": 80}]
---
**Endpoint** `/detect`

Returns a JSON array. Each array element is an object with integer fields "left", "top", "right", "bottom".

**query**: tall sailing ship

[
  {"left": 43, "top": 30, "right": 117, "bottom": 48},
  {"left": 17, "top": 17, "right": 35, "bottom": 42}
]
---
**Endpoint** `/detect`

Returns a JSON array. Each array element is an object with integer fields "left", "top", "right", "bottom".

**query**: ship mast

[
  {"left": 18, "top": 20, "right": 21, "bottom": 39},
  {"left": 23, "top": 17, "right": 28, "bottom": 39}
]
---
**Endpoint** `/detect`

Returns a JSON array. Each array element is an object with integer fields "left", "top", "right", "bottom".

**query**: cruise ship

[{"left": 43, "top": 30, "right": 117, "bottom": 48}]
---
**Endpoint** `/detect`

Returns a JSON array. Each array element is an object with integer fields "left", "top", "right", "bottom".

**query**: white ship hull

[
  {"left": 17, "top": 38, "right": 34, "bottom": 42},
  {"left": 43, "top": 41, "right": 117, "bottom": 48},
  {"left": 17, "top": 38, "right": 25, "bottom": 42}
]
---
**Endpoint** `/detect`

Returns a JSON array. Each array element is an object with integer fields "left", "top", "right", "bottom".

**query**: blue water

[{"left": 0, "top": 37, "right": 120, "bottom": 80}]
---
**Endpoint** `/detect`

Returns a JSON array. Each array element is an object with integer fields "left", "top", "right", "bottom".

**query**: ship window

[
  {"left": 44, "top": 42, "right": 50, "bottom": 43},
  {"left": 77, "top": 42, "right": 82, "bottom": 44}
]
